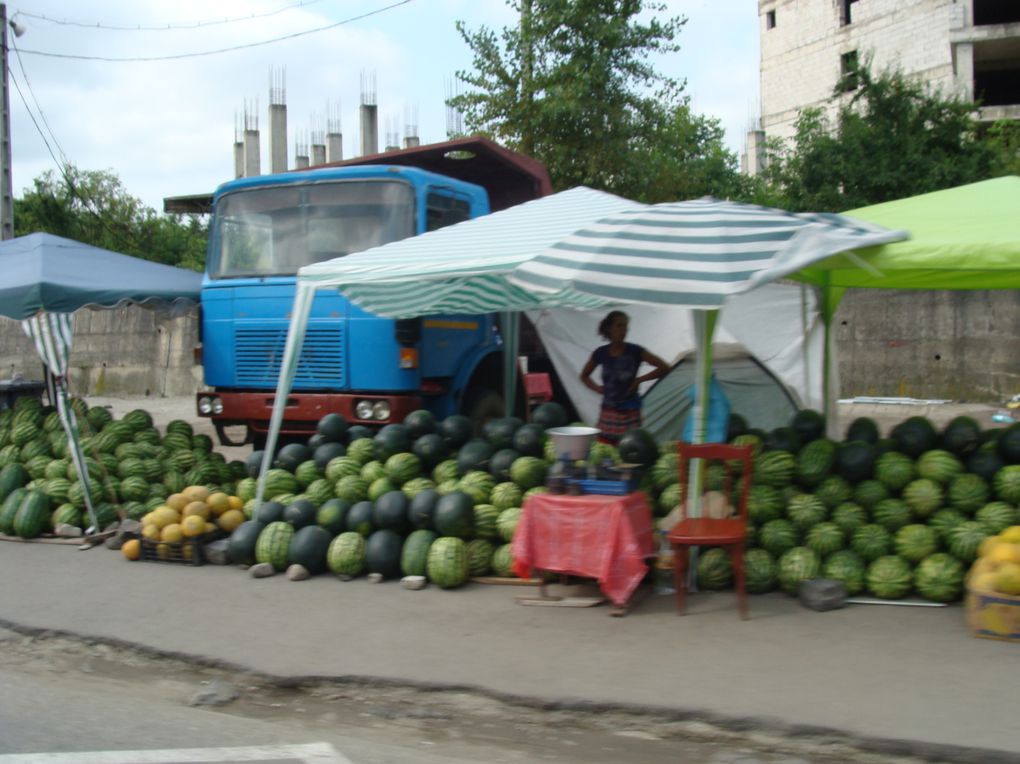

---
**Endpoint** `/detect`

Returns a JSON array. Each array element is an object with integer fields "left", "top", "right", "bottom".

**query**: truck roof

[{"left": 163, "top": 135, "right": 552, "bottom": 215}]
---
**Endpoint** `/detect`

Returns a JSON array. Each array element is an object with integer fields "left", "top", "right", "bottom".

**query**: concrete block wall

[
  {"left": 0, "top": 306, "right": 202, "bottom": 399},
  {"left": 760, "top": 0, "right": 961, "bottom": 145}
]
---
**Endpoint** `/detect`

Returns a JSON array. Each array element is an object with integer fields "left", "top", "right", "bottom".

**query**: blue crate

[{"left": 566, "top": 478, "right": 636, "bottom": 495}]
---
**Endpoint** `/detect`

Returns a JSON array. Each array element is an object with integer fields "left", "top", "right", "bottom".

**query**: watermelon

[
  {"left": 875, "top": 451, "right": 915, "bottom": 491},
  {"left": 438, "top": 414, "right": 474, "bottom": 448},
  {"left": 305, "top": 478, "right": 335, "bottom": 506},
  {"left": 777, "top": 546, "right": 821, "bottom": 595},
  {"left": 483, "top": 417, "right": 522, "bottom": 450},
  {"left": 457, "top": 470, "right": 495, "bottom": 504},
  {"left": 491, "top": 543, "right": 516, "bottom": 577},
  {"left": 325, "top": 456, "right": 363, "bottom": 483},
  {"left": 657, "top": 484, "right": 681, "bottom": 517},
  {"left": 822, "top": 549, "right": 866, "bottom": 595},
  {"left": 288, "top": 525, "right": 332, "bottom": 574},
  {"left": 786, "top": 493, "right": 827, "bottom": 531},
  {"left": 929, "top": 508, "right": 967, "bottom": 543},
  {"left": 852, "top": 479, "right": 889, "bottom": 511},
  {"left": 845, "top": 417, "right": 880, "bottom": 444},
  {"left": 490, "top": 481, "right": 523, "bottom": 511},
  {"left": 940, "top": 416, "right": 982, "bottom": 457},
  {"left": 346, "top": 500, "right": 375, "bottom": 537},
  {"left": 758, "top": 518, "right": 799, "bottom": 558},
  {"left": 754, "top": 451, "right": 796, "bottom": 488},
  {"left": 814, "top": 475, "right": 853, "bottom": 510},
  {"left": 283, "top": 499, "right": 318, "bottom": 529},
  {"left": 327, "top": 532, "right": 366, "bottom": 576},
  {"left": 488, "top": 448, "right": 521, "bottom": 482},
  {"left": 0, "top": 463, "right": 28, "bottom": 503},
  {"left": 850, "top": 523, "right": 893, "bottom": 562},
  {"left": 747, "top": 485, "right": 784, "bottom": 525},
  {"left": 253, "top": 500, "right": 286, "bottom": 525},
  {"left": 400, "top": 477, "right": 436, "bottom": 500},
  {"left": 945, "top": 473, "right": 988, "bottom": 515},
  {"left": 834, "top": 440, "right": 876, "bottom": 484},
  {"left": 796, "top": 438, "right": 836, "bottom": 487},
  {"left": 765, "top": 427, "right": 801, "bottom": 454},
  {"left": 472, "top": 504, "right": 501, "bottom": 540},
  {"left": 890, "top": 417, "right": 938, "bottom": 459},
  {"left": 412, "top": 433, "right": 448, "bottom": 469},
  {"left": 364, "top": 529, "right": 404, "bottom": 579},
  {"left": 497, "top": 506, "right": 523, "bottom": 542},
  {"left": 316, "top": 498, "right": 349, "bottom": 535},
  {"left": 997, "top": 423, "right": 1020, "bottom": 464},
  {"left": 695, "top": 547, "right": 733, "bottom": 590},
  {"left": 373, "top": 490, "right": 410, "bottom": 534},
  {"left": 263, "top": 469, "right": 300, "bottom": 499},
  {"left": 512, "top": 423, "right": 547, "bottom": 457},
  {"left": 434, "top": 491, "right": 475, "bottom": 538},
  {"left": 409, "top": 488, "right": 439, "bottom": 530},
  {"left": 12, "top": 490, "right": 50, "bottom": 539},
  {"left": 894, "top": 524, "right": 939, "bottom": 564},
  {"left": 374, "top": 424, "right": 413, "bottom": 461},
  {"left": 346, "top": 438, "right": 378, "bottom": 466},
  {"left": 651, "top": 452, "right": 679, "bottom": 491},
  {"left": 901, "top": 479, "right": 943, "bottom": 520},
  {"left": 457, "top": 439, "right": 494, "bottom": 476},
  {"left": 743, "top": 548, "right": 777, "bottom": 593},
  {"left": 51, "top": 503, "right": 83, "bottom": 529},
  {"left": 334, "top": 475, "right": 369, "bottom": 504},
  {"left": 913, "top": 552, "right": 965, "bottom": 603},
  {"left": 790, "top": 409, "right": 825, "bottom": 444},
  {"left": 617, "top": 428, "right": 659, "bottom": 467},
  {"left": 385, "top": 452, "right": 422, "bottom": 486},
  {"left": 361, "top": 460, "right": 387, "bottom": 483},
  {"left": 509, "top": 456, "right": 547, "bottom": 490},
  {"left": 403, "top": 409, "right": 437, "bottom": 440},
  {"left": 872, "top": 498, "right": 912, "bottom": 533},
  {"left": 531, "top": 402, "right": 568, "bottom": 430},
  {"left": 966, "top": 449, "right": 1004, "bottom": 484},
  {"left": 993, "top": 465, "right": 1020, "bottom": 504},
  {"left": 432, "top": 459, "right": 460, "bottom": 485},
  {"left": 313, "top": 442, "right": 346, "bottom": 472},
  {"left": 465, "top": 538, "right": 496, "bottom": 576},
  {"left": 945, "top": 520, "right": 989, "bottom": 563},
  {"left": 916, "top": 449, "right": 963, "bottom": 486},
  {"left": 401, "top": 529, "right": 438, "bottom": 576},
  {"left": 975, "top": 502, "right": 1018, "bottom": 535},
  {"left": 316, "top": 412, "right": 350, "bottom": 444},
  {"left": 254, "top": 521, "right": 294, "bottom": 571},
  {"left": 426, "top": 536, "right": 470, "bottom": 588},
  {"left": 866, "top": 555, "right": 913, "bottom": 599},
  {"left": 831, "top": 502, "right": 868, "bottom": 536},
  {"left": 274, "top": 443, "right": 311, "bottom": 473},
  {"left": 805, "top": 522, "right": 845, "bottom": 557}
]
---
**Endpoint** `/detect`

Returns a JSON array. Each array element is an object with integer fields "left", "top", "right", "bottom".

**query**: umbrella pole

[
  {"left": 501, "top": 311, "right": 519, "bottom": 417},
  {"left": 687, "top": 309, "right": 718, "bottom": 592}
]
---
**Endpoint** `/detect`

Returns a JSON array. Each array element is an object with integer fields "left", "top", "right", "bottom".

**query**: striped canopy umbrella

[{"left": 510, "top": 197, "right": 906, "bottom": 526}]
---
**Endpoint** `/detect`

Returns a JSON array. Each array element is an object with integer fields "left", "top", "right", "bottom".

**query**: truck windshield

[{"left": 209, "top": 180, "right": 416, "bottom": 278}]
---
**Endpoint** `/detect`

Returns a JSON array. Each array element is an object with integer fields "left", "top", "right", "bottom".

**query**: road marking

[{"left": 0, "top": 742, "right": 351, "bottom": 763}]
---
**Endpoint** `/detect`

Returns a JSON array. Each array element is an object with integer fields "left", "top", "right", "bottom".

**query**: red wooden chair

[{"left": 667, "top": 442, "right": 755, "bottom": 619}]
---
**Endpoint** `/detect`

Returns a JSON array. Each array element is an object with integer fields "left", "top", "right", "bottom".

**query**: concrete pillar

[
  {"left": 233, "top": 141, "right": 244, "bottom": 179},
  {"left": 242, "top": 129, "right": 261, "bottom": 177},
  {"left": 742, "top": 129, "right": 767, "bottom": 176},
  {"left": 311, "top": 143, "right": 326, "bottom": 166},
  {"left": 403, "top": 135, "right": 420, "bottom": 149},
  {"left": 359, "top": 104, "right": 378, "bottom": 156},
  {"left": 326, "top": 132, "right": 343, "bottom": 163},
  {"left": 953, "top": 42, "right": 975, "bottom": 101},
  {"left": 269, "top": 103, "right": 287, "bottom": 174}
]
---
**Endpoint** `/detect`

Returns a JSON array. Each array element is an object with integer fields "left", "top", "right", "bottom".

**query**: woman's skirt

[{"left": 596, "top": 405, "right": 642, "bottom": 444}]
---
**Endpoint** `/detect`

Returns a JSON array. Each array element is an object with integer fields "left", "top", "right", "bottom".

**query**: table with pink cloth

[{"left": 511, "top": 491, "right": 656, "bottom": 607}]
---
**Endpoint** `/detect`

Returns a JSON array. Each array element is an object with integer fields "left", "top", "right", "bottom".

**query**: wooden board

[{"left": 470, "top": 576, "right": 543, "bottom": 586}]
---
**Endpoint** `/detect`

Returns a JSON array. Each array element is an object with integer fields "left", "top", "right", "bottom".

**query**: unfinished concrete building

[{"left": 749, "top": 0, "right": 1020, "bottom": 171}]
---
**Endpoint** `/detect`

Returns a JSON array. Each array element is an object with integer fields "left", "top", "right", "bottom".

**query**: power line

[
  {"left": 10, "top": 39, "right": 68, "bottom": 166},
  {"left": 15, "top": 0, "right": 327, "bottom": 32},
  {"left": 13, "top": 0, "right": 414, "bottom": 62}
]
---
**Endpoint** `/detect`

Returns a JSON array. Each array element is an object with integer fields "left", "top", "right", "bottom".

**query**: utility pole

[{"left": 0, "top": 3, "right": 14, "bottom": 240}]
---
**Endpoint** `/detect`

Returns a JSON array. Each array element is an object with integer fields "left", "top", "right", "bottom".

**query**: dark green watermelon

[
  {"left": 253, "top": 500, "right": 286, "bottom": 525},
  {"left": 890, "top": 416, "right": 938, "bottom": 459},
  {"left": 374, "top": 424, "right": 412, "bottom": 460},
  {"left": 531, "top": 402, "right": 568, "bottom": 429},
  {"left": 488, "top": 448, "right": 521, "bottom": 482},
  {"left": 766, "top": 427, "right": 801, "bottom": 454},
  {"left": 998, "top": 423, "right": 1020, "bottom": 464},
  {"left": 246, "top": 450, "right": 267, "bottom": 479},
  {"left": 439, "top": 414, "right": 474, "bottom": 448},
  {"left": 316, "top": 498, "right": 350, "bottom": 535},
  {"left": 288, "top": 525, "right": 332, "bottom": 574},
  {"left": 483, "top": 417, "right": 522, "bottom": 450},
  {"left": 372, "top": 490, "right": 409, "bottom": 534},
  {"left": 346, "top": 500, "right": 376, "bottom": 537},
  {"left": 726, "top": 413, "right": 748, "bottom": 441},
  {"left": 347, "top": 424, "right": 374, "bottom": 442},
  {"left": 409, "top": 488, "right": 440, "bottom": 530},
  {"left": 313, "top": 442, "right": 346, "bottom": 472},
  {"left": 617, "top": 428, "right": 658, "bottom": 467},
  {"left": 512, "top": 423, "right": 546, "bottom": 457},
  {"left": 403, "top": 409, "right": 437, "bottom": 439},
  {"left": 412, "top": 433, "right": 448, "bottom": 468},
  {"left": 434, "top": 491, "right": 475, "bottom": 537},
  {"left": 364, "top": 529, "right": 404, "bottom": 579},
  {"left": 790, "top": 409, "right": 826, "bottom": 444},
  {"left": 941, "top": 416, "right": 982, "bottom": 457},
  {"left": 283, "top": 499, "right": 318, "bottom": 529},
  {"left": 457, "top": 438, "right": 494, "bottom": 476},
  {"left": 274, "top": 443, "right": 311, "bottom": 473},
  {"left": 835, "top": 441, "right": 876, "bottom": 483},
  {"left": 845, "top": 417, "right": 879, "bottom": 444},
  {"left": 967, "top": 449, "right": 1005, "bottom": 482},
  {"left": 305, "top": 433, "right": 327, "bottom": 451},
  {"left": 317, "top": 413, "right": 350, "bottom": 444},
  {"left": 227, "top": 520, "right": 266, "bottom": 565}
]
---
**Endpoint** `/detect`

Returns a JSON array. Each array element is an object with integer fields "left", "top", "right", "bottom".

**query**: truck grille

[{"left": 235, "top": 325, "right": 344, "bottom": 387}]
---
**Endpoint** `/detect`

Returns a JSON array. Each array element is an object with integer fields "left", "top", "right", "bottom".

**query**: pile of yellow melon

[
  {"left": 122, "top": 485, "right": 245, "bottom": 561},
  {"left": 968, "top": 525, "right": 1020, "bottom": 596}
]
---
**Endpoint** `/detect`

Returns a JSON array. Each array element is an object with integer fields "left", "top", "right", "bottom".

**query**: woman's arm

[
  {"left": 633, "top": 348, "right": 670, "bottom": 387},
  {"left": 579, "top": 355, "right": 603, "bottom": 395}
]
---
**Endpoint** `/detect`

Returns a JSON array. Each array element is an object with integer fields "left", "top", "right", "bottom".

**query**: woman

[{"left": 579, "top": 311, "right": 670, "bottom": 445}]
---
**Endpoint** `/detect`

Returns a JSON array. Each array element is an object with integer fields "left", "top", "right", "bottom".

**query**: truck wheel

[{"left": 462, "top": 388, "right": 504, "bottom": 434}]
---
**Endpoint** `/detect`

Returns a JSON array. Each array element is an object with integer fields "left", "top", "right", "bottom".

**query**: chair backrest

[{"left": 676, "top": 442, "right": 754, "bottom": 521}]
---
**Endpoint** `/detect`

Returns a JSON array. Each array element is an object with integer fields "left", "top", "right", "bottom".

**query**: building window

[
  {"left": 974, "top": 0, "right": 1020, "bottom": 26},
  {"left": 840, "top": 50, "right": 860, "bottom": 91},
  {"left": 766, "top": 10, "right": 776, "bottom": 29},
  {"left": 841, "top": 0, "right": 859, "bottom": 26}
]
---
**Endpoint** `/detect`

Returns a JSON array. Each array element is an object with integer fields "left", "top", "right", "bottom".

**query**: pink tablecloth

[{"left": 511, "top": 492, "right": 656, "bottom": 606}]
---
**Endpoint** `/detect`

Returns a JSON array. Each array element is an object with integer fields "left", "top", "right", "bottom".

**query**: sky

[{"left": 7, "top": 0, "right": 761, "bottom": 213}]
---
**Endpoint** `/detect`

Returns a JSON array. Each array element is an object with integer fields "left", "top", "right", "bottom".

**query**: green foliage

[
  {"left": 449, "top": 0, "right": 746, "bottom": 202},
  {"left": 14, "top": 165, "right": 207, "bottom": 271},
  {"left": 759, "top": 64, "right": 999, "bottom": 211}
]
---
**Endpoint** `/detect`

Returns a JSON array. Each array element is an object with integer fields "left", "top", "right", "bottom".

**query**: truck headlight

[
  {"left": 372, "top": 401, "right": 391, "bottom": 420},
  {"left": 355, "top": 400, "right": 374, "bottom": 420},
  {"left": 198, "top": 396, "right": 213, "bottom": 415},
  {"left": 211, "top": 398, "right": 224, "bottom": 415}
]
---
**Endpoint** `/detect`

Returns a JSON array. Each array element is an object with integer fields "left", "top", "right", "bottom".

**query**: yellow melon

[
  {"left": 988, "top": 543, "right": 1020, "bottom": 566},
  {"left": 969, "top": 571, "right": 999, "bottom": 593},
  {"left": 999, "top": 526, "right": 1020, "bottom": 545},
  {"left": 160, "top": 523, "right": 184, "bottom": 543},
  {"left": 217, "top": 508, "right": 244, "bottom": 533},
  {"left": 156, "top": 542, "right": 171, "bottom": 560},
  {"left": 121, "top": 539, "right": 141, "bottom": 561},
  {"left": 206, "top": 492, "right": 231, "bottom": 516},
  {"left": 227, "top": 495, "right": 244, "bottom": 511},
  {"left": 165, "top": 493, "right": 189, "bottom": 512},
  {"left": 978, "top": 536, "right": 1001, "bottom": 559},
  {"left": 182, "top": 485, "right": 210, "bottom": 503},
  {"left": 181, "top": 514, "right": 207, "bottom": 538},
  {"left": 995, "top": 563, "right": 1020, "bottom": 596},
  {"left": 141, "top": 523, "right": 161, "bottom": 542},
  {"left": 182, "top": 501, "right": 211, "bottom": 521},
  {"left": 150, "top": 507, "right": 181, "bottom": 529}
]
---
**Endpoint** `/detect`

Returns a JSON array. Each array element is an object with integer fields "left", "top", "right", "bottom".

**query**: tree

[
  {"left": 760, "top": 65, "right": 998, "bottom": 211},
  {"left": 449, "top": 0, "right": 745, "bottom": 202},
  {"left": 13, "top": 165, "right": 207, "bottom": 271}
]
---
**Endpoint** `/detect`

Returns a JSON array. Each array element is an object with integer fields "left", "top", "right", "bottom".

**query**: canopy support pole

[
  {"left": 500, "top": 311, "right": 519, "bottom": 417},
  {"left": 686, "top": 309, "right": 718, "bottom": 592}
]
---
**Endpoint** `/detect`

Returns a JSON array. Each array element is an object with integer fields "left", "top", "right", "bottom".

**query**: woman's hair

[{"left": 597, "top": 310, "right": 629, "bottom": 339}]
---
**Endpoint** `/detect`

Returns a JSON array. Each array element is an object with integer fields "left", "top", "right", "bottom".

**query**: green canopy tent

[{"left": 757, "top": 176, "right": 1020, "bottom": 430}]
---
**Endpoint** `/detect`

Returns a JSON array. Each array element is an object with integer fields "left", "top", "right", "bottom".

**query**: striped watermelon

[
  {"left": 786, "top": 493, "right": 826, "bottom": 531},
  {"left": 946, "top": 473, "right": 990, "bottom": 514},
  {"left": 866, "top": 555, "right": 913, "bottom": 599},
  {"left": 426, "top": 536, "right": 469, "bottom": 589},
  {"left": 13, "top": 490, "right": 50, "bottom": 539},
  {"left": 491, "top": 543, "right": 516, "bottom": 577},
  {"left": 51, "top": 503, "right": 83, "bottom": 529},
  {"left": 830, "top": 502, "right": 868, "bottom": 536},
  {"left": 822, "top": 549, "right": 866, "bottom": 595},
  {"left": 334, "top": 475, "right": 369, "bottom": 504},
  {"left": 758, "top": 518, "right": 798, "bottom": 558},
  {"left": 325, "top": 456, "right": 363, "bottom": 482},
  {"left": 975, "top": 502, "right": 1018, "bottom": 535},
  {"left": 916, "top": 449, "right": 963, "bottom": 485},
  {"left": 875, "top": 452, "right": 915, "bottom": 491},
  {"left": 490, "top": 482, "right": 523, "bottom": 511},
  {"left": 743, "top": 548, "right": 777, "bottom": 593},
  {"left": 465, "top": 539, "right": 495, "bottom": 576},
  {"left": 400, "top": 529, "right": 437, "bottom": 576},
  {"left": 805, "top": 522, "right": 845, "bottom": 557},
  {"left": 497, "top": 506, "right": 522, "bottom": 542},
  {"left": 902, "top": 479, "right": 943, "bottom": 519},
  {"left": 327, "top": 531, "right": 366, "bottom": 576},
  {"left": 894, "top": 523, "right": 939, "bottom": 563},
  {"left": 294, "top": 460, "right": 322, "bottom": 488},
  {"left": 850, "top": 523, "right": 893, "bottom": 562},
  {"left": 777, "top": 546, "right": 821, "bottom": 595},
  {"left": 754, "top": 451, "right": 796, "bottom": 487},
  {"left": 385, "top": 453, "right": 422, "bottom": 486},
  {"left": 872, "top": 498, "right": 912, "bottom": 532},
  {"left": 472, "top": 504, "right": 501, "bottom": 540},
  {"left": 255, "top": 521, "right": 294, "bottom": 571}
]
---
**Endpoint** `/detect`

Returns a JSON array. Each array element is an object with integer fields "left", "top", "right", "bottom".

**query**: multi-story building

[{"left": 747, "top": 0, "right": 1020, "bottom": 172}]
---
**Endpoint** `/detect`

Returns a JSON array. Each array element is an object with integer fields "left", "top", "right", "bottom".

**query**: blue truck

[{"left": 193, "top": 137, "right": 554, "bottom": 448}]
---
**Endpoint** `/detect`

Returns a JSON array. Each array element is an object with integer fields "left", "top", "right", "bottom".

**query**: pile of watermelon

[
  {"left": 656, "top": 411, "right": 1020, "bottom": 603},
  {"left": 0, "top": 395, "right": 248, "bottom": 539},
  {"left": 228, "top": 402, "right": 585, "bottom": 588}
]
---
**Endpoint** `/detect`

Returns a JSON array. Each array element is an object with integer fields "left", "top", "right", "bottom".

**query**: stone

[
  {"left": 798, "top": 578, "right": 846, "bottom": 611},
  {"left": 53, "top": 523, "right": 83, "bottom": 538},
  {"left": 250, "top": 562, "right": 276, "bottom": 578},
  {"left": 118, "top": 519, "right": 142, "bottom": 536},
  {"left": 104, "top": 535, "right": 124, "bottom": 550},
  {"left": 336, "top": 573, "right": 354, "bottom": 582},
  {"left": 189, "top": 679, "right": 239, "bottom": 707},
  {"left": 367, "top": 572, "right": 384, "bottom": 584},
  {"left": 202, "top": 538, "right": 230, "bottom": 566},
  {"left": 286, "top": 563, "right": 310, "bottom": 581}
]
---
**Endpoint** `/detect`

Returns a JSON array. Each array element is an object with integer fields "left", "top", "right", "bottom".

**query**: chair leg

[
  {"left": 672, "top": 545, "right": 689, "bottom": 615},
  {"left": 729, "top": 544, "right": 749, "bottom": 620}
]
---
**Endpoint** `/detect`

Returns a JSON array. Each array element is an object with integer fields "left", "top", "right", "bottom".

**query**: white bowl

[{"left": 546, "top": 426, "right": 601, "bottom": 461}]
